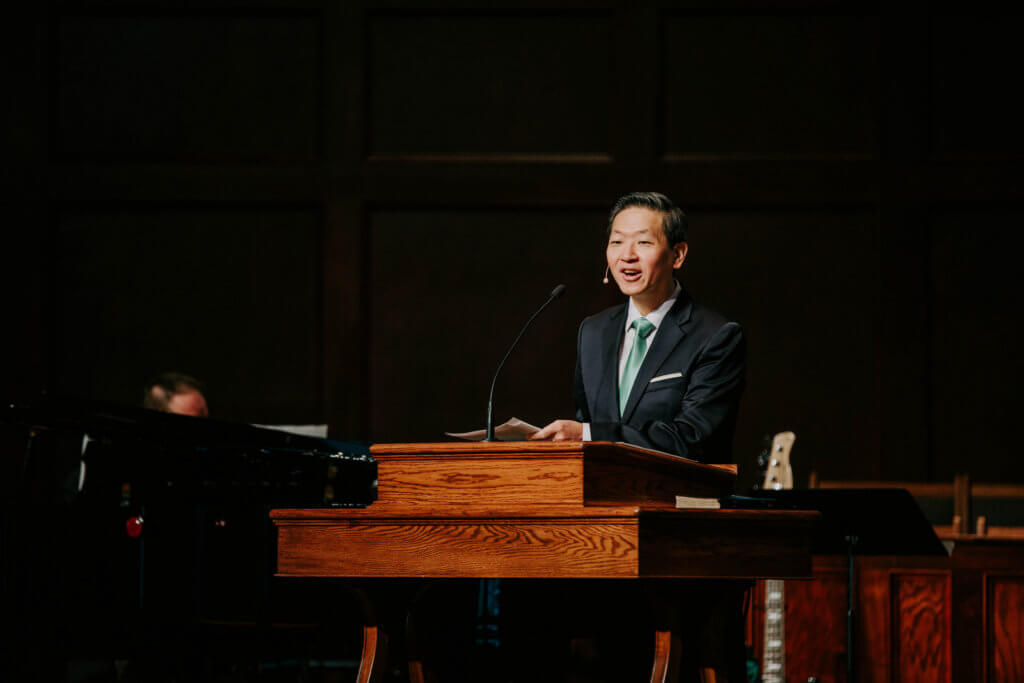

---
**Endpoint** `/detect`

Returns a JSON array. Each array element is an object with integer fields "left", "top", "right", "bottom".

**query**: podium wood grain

[
  {"left": 271, "top": 442, "right": 815, "bottom": 683},
  {"left": 368, "top": 441, "right": 737, "bottom": 510},
  {"left": 273, "top": 507, "right": 815, "bottom": 579},
  {"left": 276, "top": 515, "right": 640, "bottom": 578},
  {"left": 272, "top": 442, "right": 813, "bottom": 580}
]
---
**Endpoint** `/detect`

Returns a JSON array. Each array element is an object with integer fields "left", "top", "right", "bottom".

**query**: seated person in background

[
  {"left": 143, "top": 372, "right": 209, "bottom": 417},
  {"left": 532, "top": 191, "right": 745, "bottom": 462}
]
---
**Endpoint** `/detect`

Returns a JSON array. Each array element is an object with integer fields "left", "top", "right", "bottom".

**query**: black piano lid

[
  {"left": 3, "top": 394, "right": 368, "bottom": 456},
  {"left": 1, "top": 395, "right": 376, "bottom": 507}
]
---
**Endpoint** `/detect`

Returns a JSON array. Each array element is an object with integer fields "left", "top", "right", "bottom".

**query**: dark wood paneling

[
  {"left": 876, "top": 203, "right": 929, "bottom": 481},
  {"left": 879, "top": 5, "right": 929, "bottom": 162},
  {"left": 0, "top": 204, "right": 49, "bottom": 400},
  {"left": 323, "top": 199, "right": 368, "bottom": 438},
  {"left": 3, "top": 3, "right": 1024, "bottom": 490},
  {"left": 860, "top": 566, "right": 892, "bottom": 683},
  {"left": 929, "top": 210, "right": 1024, "bottom": 482},
  {"left": 367, "top": 207, "right": 613, "bottom": 443},
  {"left": 663, "top": 13, "right": 880, "bottom": 159},
  {"left": 891, "top": 571, "right": 950, "bottom": 682},
  {"left": 986, "top": 574, "right": 1024, "bottom": 682},
  {"left": 949, "top": 541, "right": 1023, "bottom": 683},
  {"left": 50, "top": 165, "right": 324, "bottom": 202},
  {"left": 785, "top": 565, "right": 847, "bottom": 682},
  {"left": 2, "top": 5, "right": 47, "bottom": 195},
  {"left": 680, "top": 209, "right": 881, "bottom": 487},
  {"left": 54, "top": 11, "right": 320, "bottom": 163},
  {"left": 367, "top": 12, "right": 612, "bottom": 158},
  {"left": 930, "top": 16, "right": 1024, "bottom": 161},
  {"left": 655, "top": 160, "right": 878, "bottom": 206},
  {"left": 765, "top": 547, "right": 1024, "bottom": 683},
  {"left": 53, "top": 206, "right": 322, "bottom": 423},
  {"left": 610, "top": 5, "right": 658, "bottom": 169}
]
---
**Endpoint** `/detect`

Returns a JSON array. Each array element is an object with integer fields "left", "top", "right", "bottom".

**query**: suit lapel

[
  {"left": 621, "top": 292, "right": 693, "bottom": 422},
  {"left": 596, "top": 305, "right": 625, "bottom": 421}
]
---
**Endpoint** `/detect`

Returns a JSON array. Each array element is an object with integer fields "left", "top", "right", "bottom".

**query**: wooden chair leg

[
  {"left": 698, "top": 667, "right": 718, "bottom": 683},
  {"left": 649, "top": 629, "right": 682, "bottom": 683},
  {"left": 567, "top": 636, "right": 601, "bottom": 683},
  {"left": 356, "top": 624, "right": 388, "bottom": 683},
  {"left": 405, "top": 583, "right": 439, "bottom": 683},
  {"left": 408, "top": 660, "right": 427, "bottom": 683}
]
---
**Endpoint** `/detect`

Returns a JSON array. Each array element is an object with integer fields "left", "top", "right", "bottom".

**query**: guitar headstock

[{"left": 759, "top": 431, "right": 795, "bottom": 491}]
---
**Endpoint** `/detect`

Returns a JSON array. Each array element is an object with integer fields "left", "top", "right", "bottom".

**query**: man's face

[
  {"left": 167, "top": 390, "right": 209, "bottom": 417},
  {"left": 606, "top": 207, "right": 687, "bottom": 302}
]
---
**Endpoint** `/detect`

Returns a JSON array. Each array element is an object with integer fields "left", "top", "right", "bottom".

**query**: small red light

[{"left": 125, "top": 515, "right": 144, "bottom": 538}]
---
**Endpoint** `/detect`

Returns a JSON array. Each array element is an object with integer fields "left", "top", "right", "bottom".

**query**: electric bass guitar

[{"left": 759, "top": 431, "right": 795, "bottom": 683}]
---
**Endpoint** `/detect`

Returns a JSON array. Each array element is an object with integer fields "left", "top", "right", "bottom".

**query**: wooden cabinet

[{"left": 748, "top": 541, "right": 1024, "bottom": 682}]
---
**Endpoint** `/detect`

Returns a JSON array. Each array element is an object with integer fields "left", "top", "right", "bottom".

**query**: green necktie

[{"left": 619, "top": 317, "right": 656, "bottom": 416}]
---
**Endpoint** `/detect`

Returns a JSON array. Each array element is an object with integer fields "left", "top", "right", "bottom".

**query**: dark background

[{"left": 3, "top": 1, "right": 1023, "bottom": 492}]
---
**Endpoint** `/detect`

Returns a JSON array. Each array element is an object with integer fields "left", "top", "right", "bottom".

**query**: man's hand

[{"left": 530, "top": 419, "right": 583, "bottom": 441}]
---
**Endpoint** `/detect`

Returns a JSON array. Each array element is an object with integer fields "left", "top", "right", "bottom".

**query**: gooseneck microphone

[{"left": 485, "top": 284, "right": 567, "bottom": 442}]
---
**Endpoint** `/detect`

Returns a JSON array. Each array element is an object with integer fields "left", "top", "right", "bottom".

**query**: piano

[{"left": 0, "top": 397, "right": 377, "bottom": 677}]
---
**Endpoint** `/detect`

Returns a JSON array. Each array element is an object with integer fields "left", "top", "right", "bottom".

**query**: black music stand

[{"left": 732, "top": 488, "right": 946, "bottom": 682}]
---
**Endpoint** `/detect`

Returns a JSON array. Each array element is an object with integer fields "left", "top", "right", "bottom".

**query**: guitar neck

[
  {"left": 762, "top": 578, "right": 785, "bottom": 683},
  {"left": 759, "top": 431, "right": 795, "bottom": 683}
]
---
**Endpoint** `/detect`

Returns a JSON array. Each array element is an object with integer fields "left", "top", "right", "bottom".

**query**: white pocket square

[{"left": 650, "top": 372, "right": 682, "bottom": 383}]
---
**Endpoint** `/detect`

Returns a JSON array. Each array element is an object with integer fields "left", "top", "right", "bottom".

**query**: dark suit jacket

[{"left": 574, "top": 291, "right": 745, "bottom": 462}]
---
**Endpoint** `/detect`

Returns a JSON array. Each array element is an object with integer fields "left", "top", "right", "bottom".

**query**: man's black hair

[
  {"left": 607, "top": 192, "right": 688, "bottom": 245},
  {"left": 143, "top": 372, "right": 206, "bottom": 411}
]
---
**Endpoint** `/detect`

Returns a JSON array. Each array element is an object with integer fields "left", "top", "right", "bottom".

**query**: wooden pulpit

[{"left": 271, "top": 441, "right": 817, "bottom": 681}]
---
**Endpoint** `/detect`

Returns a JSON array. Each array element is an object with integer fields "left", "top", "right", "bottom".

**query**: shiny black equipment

[
  {"left": 0, "top": 397, "right": 376, "bottom": 678},
  {"left": 2, "top": 396, "right": 376, "bottom": 508}
]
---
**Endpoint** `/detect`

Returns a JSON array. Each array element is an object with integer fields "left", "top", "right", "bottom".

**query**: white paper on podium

[{"left": 445, "top": 417, "right": 540, "bottom": 442}]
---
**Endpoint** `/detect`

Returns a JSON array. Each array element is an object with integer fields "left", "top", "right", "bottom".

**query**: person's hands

[{"left": 530, "top": 419, "right": 583, "bottom": 441}]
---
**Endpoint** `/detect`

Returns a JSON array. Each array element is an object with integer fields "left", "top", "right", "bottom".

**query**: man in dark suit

[
  {"left": 525, "top": 193, "right": 749, "bottom": 680},
  {"left": 532, "top": 191, "right": 745, "bottom": 462}
]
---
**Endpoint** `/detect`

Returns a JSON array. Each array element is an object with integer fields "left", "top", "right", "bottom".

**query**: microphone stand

[{"left": 484, "top": 284, "right": 565, "bottom": 442}]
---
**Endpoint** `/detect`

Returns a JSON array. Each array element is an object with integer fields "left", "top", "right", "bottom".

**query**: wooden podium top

[
  {"left": 370, "top": 439, "right": 738, "bottom": 471},
  {"left": 272, "top": 441, "right": 815, "bottom": 579},
  {"left": 363, "top": 440, "right": 736, "bottom": 512}
]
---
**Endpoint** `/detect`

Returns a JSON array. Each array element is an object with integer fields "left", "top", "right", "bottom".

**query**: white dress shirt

[{"left": 582, "top": 282, "right": 682, "bottom": 440}]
